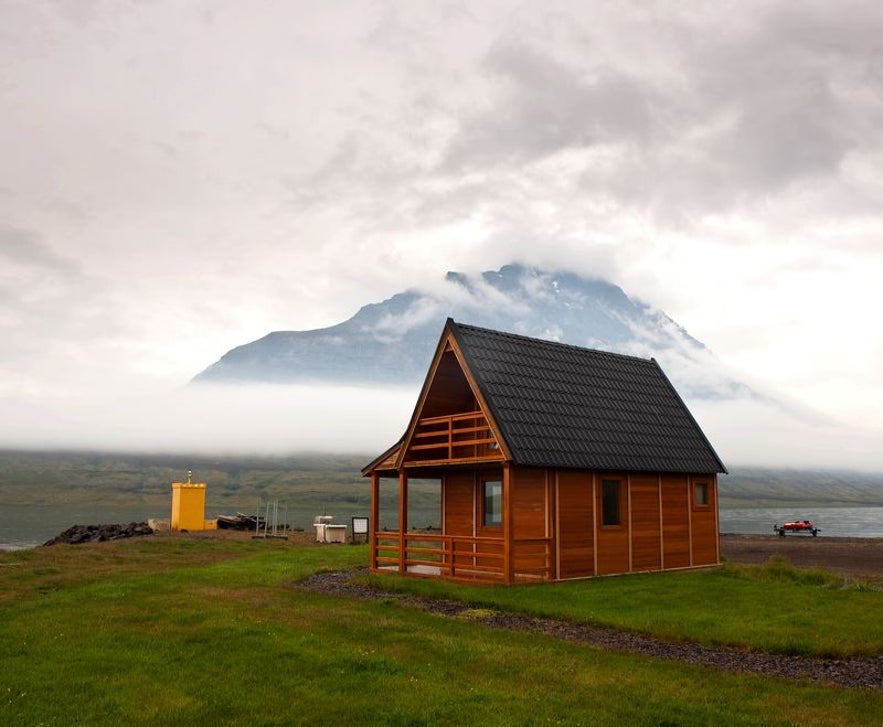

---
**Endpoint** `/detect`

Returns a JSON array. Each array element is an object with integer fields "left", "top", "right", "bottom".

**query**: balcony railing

[
  {"left": 372, "top": 531, "right": 553, "bottom": 583},
  {"left": 403, "top": 411, "right": 502, "bottom": 465}
]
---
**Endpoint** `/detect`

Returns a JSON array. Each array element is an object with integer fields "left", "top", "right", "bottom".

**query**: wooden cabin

[{"left": 363, "top": 319, "right": 727, "bottom": 583}]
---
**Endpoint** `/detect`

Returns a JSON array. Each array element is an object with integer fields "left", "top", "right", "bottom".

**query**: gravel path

[{"left": 296, "top": 569, "right": 883, "bottom": 691}]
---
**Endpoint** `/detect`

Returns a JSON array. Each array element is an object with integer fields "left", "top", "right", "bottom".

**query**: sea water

[
  {"left": 2, "top": 504, "right": 881, "bottom": 550},
  {"left": 719, "top": 506, "right": 883, "bottom": 538}
]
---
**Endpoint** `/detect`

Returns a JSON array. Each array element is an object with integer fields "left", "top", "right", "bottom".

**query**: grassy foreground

[{"left": 0, "top": 537, "right": 881, "bottom": 726}]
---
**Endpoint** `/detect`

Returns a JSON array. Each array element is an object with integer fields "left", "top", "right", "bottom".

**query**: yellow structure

[{"left": 170, "top": 472, "right": 215, "bottom": 531}]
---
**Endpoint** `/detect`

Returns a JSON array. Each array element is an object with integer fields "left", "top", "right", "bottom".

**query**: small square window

[
  {"left": 602, "top": 479, "right": 621, "bottom": 526},
  {"left": 694, "top": 482, "right": 709, "bottom": 507},
  {"left": 483, "top": 480, "right": 502, "bottom": 526}
]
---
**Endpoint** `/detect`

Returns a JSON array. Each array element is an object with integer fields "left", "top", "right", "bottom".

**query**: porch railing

[
  {"left": 403, "top": 411, "right": 502, "bottom": 465},
  {"left": 372, "top": 531, "right": 553, "bottom": 582}
]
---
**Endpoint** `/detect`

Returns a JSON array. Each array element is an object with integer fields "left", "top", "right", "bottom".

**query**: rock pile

[{"left": 43, "top": 522, "right": 154, "bottom": 546}]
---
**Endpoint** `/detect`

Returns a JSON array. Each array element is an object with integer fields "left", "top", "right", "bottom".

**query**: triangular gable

[
  {"left": 394, "top": 319, "right": 510, "bottom": 469},
  {"left": 361, "top": 440, "right": 402, "bottom": 476}
]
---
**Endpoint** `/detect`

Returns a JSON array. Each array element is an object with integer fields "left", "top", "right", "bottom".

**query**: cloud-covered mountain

[{"left": 193, "top": 264, "right": 755, "bottom": 403}]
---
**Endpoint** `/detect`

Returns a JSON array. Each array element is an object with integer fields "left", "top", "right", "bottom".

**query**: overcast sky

[{"left": 2, "top": 1, "right": 882, "bottom": 466}]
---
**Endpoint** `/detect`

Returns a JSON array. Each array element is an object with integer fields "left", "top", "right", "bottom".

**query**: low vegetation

[
  {"left": 2, "top": 451, "right": 882, "bottom": 517},
  {"left": 0, "top": 450, "right": 442, "bottom": 531},
  {"left": 1, "top": 537, "right": 881, "bottom": 726},
  {"left": 363, "top": 556, "right": 883, "bottom": 658}
]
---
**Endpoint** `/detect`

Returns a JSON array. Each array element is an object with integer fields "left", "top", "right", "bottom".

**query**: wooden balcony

[
  {"left": 403, "top": 411, "right": 503, "bottom": 466},
  {"left": 372, "top": 531, "right": 553, "bottom": 583}
]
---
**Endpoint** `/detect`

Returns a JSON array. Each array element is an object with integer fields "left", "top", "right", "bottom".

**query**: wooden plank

[
  {"left": 661, "top": 473, "right": 690, "bottom": 569},
  {"left": 595, "top": 472, "right": 629, "bottom": 575},
  {"left": 690, "top": 474, "right": 718, "bottom": 566},
  {"left": 443, "top": 471, "right": 474, "bottom": 536},
  {"left": 630, "top": 473, "right": 661, "bottom": 572},
  {"left": 503, "top": 463, "right": 513, "bottom": 584},
  {"left": 556, "top": 469, "right": 594, "bottom": 579},
  {"left": 512, "top": 467, "right": 547, "bottom": 539},
  {"left": 398, "top": 472, "right": 408, "bottom": 573},
  {"left": 370, "top": 472, "right": 380, "bottom": 570}
]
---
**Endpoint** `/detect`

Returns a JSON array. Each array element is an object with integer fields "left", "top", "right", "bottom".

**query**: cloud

[
  {"left": 441, "top": 41, "right": 658, "bottom": 171},
  {"left": 0, "top": 0, "right": 881, "bottom": 466},
  {"left": 0, "top": 225, "right": 79, "bottom": 272},
  {"left": 0, "top": 383, "right": 416, "bottom": 455}
]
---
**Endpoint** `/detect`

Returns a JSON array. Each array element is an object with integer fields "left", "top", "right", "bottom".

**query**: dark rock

[{"left": 42, "top": 522, "right": 154, "bottom": 547}]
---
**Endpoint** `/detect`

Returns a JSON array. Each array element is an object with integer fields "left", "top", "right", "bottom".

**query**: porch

[{"left": 371, "top": 530, "right": 553, "bottom": 583}]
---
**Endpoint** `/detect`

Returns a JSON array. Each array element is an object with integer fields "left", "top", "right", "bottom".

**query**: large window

[
  {"left": 601, "top": 479, "right": 621, "bottom": 526},
  {"left": 483, "top": 479, "right": 502, "bottom": 526}
]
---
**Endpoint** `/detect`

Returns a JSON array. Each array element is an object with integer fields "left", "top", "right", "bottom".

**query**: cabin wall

[
  {"left": 438, "top": 466, "right": 719, "bottom": 581},
  {"left": 443, "top": 471, "right": 475, "bottom": 537},
  {"left": 689, "top": 474, "right": 718, "bottom": 566},
  {"left": 556, "top": 470, "right": 594, "bottom": 579},
  {"left": 511, "top": 467, "right": 548, "bottom": 538},
  {"left": 552, "top": 469, "right": 719, "bottom": 579},
  {"left": 630, "top": 473, "right": 662, "bottom": 571},
  {"left": 595, "top": 472, "right": 630, "bottom": 575},
  {"left": 660, "top": 474, "right": 691, "bottom": 569}
]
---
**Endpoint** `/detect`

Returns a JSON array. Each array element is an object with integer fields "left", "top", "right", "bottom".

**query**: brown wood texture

[
  {"left": 595, "top": 472, "right": 630, "bottom": 575},
  {"left": 630, "top": 473, "right": 662, "bottom": 571},
  {"left": 660, "top": 474, "right": 691, "bottom": 569},
  {"left": 556, "top": 469, "right": 594, "bottom": 579},
  {"left": 369, "top": 473, "right": 380, "bottom": 569},
  {"left": 511, "top": 467, "right": 549, "bottom": 538},
  {"left": 690, "top": 475, "right": 718, "bottom": 566},
  {"left": 443, "top": 471, "right": 475, "bottom": 537}
]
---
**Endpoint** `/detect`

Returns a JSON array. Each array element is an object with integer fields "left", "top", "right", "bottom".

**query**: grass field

[{"left": 1, "top": 536, "right": 881, "bottom": 726}]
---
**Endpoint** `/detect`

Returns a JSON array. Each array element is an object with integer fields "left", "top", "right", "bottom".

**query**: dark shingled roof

[{"left": 449, "top": 319, "right": 726, "bottom": 474}]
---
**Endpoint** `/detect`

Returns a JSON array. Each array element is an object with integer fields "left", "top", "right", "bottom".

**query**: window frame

[
  {"left": 693, "top": 481, "right": 710, "bottom": 509},
  {"left": 481, "top": 478, "right": 502, "bottom": 527},
  {"left": 601, "top": 478, "right": 622, "bottom": 527}
]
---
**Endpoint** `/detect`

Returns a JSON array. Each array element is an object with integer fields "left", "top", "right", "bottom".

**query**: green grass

[
  {"left": 1, "top": 538, "right": 881, "bottom": 726},
  {"left": 363, "top": 556, "right": 883, "bottom": 658}
]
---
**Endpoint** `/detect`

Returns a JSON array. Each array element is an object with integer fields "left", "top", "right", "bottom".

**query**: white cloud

[
  {"left": 1, "top": 0, "right": 882, "bottom": 465},
  {"left": 0, "top": 383, "right": 415, "bottom": 456}
]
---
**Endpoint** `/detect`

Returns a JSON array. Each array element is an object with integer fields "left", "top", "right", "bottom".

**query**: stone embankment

[{"left": 43, "top": 522, "right": 154, "bottom": 546}]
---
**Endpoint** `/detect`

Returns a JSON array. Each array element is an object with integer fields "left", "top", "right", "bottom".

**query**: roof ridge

[{"left": 449, "top": 319, "right": 655, "bottom": 365}]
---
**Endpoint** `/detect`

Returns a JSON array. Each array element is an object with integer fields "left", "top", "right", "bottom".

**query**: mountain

[{"left": 193, "top": 264, "right": 755, "bottom": 402}]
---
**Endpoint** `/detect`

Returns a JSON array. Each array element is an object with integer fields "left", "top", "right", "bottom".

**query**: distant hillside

[
  {"left": 2, "top": 451, "right": 882, "bottom": 510},
  {"left": 192, "top": 264, "right": 757, "bottom": 403},
  {"left": 720, "top": 467, "right": 883, "bottom": 508}
]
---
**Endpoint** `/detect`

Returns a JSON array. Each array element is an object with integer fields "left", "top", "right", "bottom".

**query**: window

[
  {"left": 601, "top": 479, "right": 621, "bottom": 526},
  {"left": 694, "top": 482, "right": 709, "bottom": 507},
  {"left": 483, "top": 480, "right": 502, "bottom": 526}
]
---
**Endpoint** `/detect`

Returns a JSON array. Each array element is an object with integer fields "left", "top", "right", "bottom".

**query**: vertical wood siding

[
  {"left": 689, "top": 475, "right": 718, "bottom": 566},
  {"left": 595, "top": 472, "right": 630, "bottom": 575},
  {"left": 660, "top": 473, "right": 691, "bottom": 569},
  {"left": 511, "top": 467, "right": 548, "bottom": 538},
  {"left": 443, "top": 471, "right": 475, "bottom": 536},
  {"left": 556, "top": 469, "right": 595, "bottom": 578},
  {"left": 629, "top": 473, "right": 662, "bottom": 571}
]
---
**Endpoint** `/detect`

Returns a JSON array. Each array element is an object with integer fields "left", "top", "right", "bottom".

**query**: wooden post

[
  {"left": 713, "top": 474, "right": 720, "bottom": 565},
  {"left": 627, "top": 473, "right": 633, "bottom": 573},
  {"left": 658, "top": 474, "right": 664, "bottom": 572},
  {"left": 503, "top": 463, "right": 513, "bottom": 584},
  {"left": 592, "top": 471, "right": 598, "bottom": 577},
  {"left": 686, "top": 475, "right": 693, "bottom": 567},
  {"left": 370, "top": 473, "right": 380, "bottom": 571},
  {"left": 398, "top": 471, "right": 408, "bottom": 574}
]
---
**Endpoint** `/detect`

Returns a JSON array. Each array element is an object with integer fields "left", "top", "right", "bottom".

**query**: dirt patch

[{"left": 721, "top": 534, "right": 883, "bottom": 582}]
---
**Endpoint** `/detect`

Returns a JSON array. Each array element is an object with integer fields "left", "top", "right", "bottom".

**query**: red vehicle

[{"left": 774, "top": 520, "right": 819, "bottom": 537}]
